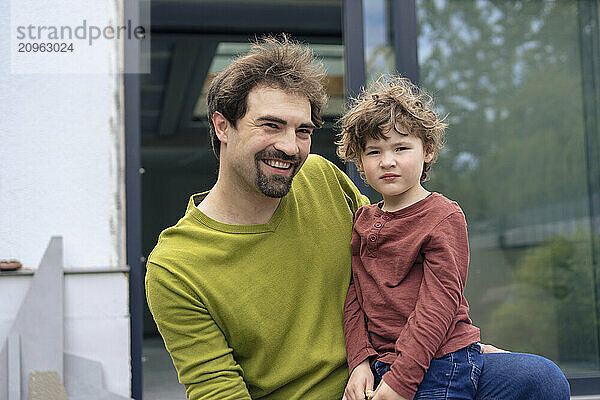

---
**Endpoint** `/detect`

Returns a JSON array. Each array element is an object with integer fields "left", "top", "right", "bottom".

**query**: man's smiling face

[{"left": 222, "top": 85, "right": 314, "bottom": 198}]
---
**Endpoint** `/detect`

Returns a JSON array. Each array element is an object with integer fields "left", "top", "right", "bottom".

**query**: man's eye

[
  {"left": 263, "top": 123, "right": 279, "bottom": 129},
  {"left": 297, "top": 129, "right": 312, "bottom": 137}
]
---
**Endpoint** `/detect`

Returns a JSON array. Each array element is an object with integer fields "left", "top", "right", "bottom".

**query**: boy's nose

[{"left": 380, "top": 153, "right": 397, "bottom": 168}]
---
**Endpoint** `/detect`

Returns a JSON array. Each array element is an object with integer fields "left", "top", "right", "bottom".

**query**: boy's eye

[
  {"left": 396, "top": 147, "right": 409, "bottom": 151},
  {"left": 366, "top": 150, "right": 380, "bottom": 156}
]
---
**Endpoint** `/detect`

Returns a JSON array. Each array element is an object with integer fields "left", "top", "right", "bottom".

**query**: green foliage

[
  {"left": 486, "top": 233, "right": 597, "bottom": 367},
  {"left": 418, "top": 0, "right": 587, "bottom": 219}
]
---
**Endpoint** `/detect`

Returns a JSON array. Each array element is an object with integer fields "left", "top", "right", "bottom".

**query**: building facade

[{"left": 1, "top": 0, "right": 599, "bottom": 398}]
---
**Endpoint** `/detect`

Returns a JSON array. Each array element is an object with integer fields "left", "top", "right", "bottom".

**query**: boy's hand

[
  {"left": 480, "top": 342, "right": 509, "bottom": 353},
  {"left": 342, "top": 360, "right": 374, "bottom": 400},
  {"left": 370, "top": 380, "right": 407, "bottom": 400}
]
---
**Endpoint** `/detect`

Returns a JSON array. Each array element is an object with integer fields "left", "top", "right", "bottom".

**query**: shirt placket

[{"left": 367, "top": 213, "right": 390, "bottom": 257}]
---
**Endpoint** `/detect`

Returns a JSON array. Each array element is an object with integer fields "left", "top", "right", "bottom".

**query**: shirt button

[
  {"left": 369, "top": 234, "right": 377, "bottom": 242},
  {"left": 374, "top": 222, "right": 382, "bottom": 228}
]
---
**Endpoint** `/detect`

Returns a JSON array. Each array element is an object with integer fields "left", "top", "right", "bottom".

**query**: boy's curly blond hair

[{"left": 336, "top": 75, "right": 447, "bottom": 182}]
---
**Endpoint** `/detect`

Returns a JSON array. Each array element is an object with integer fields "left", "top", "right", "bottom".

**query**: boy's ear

[
  {"left": 423, "top": 143, "right": 435, "bottom": 163},
  {"left": 212, "top": 111, "right": 230, "bottom": 143},
  {"left": 424, "top": 151, "right": 434, "bottom": 163}
]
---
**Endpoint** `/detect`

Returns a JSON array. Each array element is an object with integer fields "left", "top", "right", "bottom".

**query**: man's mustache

[{"left": 255, "top": 149, "right": 302, "bottom": 164}]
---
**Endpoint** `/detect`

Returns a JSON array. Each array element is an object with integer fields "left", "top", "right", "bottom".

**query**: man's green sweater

[{"left": 146, "top": 155, "right": 369, "bottom": 399}]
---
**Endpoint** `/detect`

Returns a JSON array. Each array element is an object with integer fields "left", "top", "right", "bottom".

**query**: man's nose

[{"left": 274, "top": 128, "right": 300, "bottom": 156}]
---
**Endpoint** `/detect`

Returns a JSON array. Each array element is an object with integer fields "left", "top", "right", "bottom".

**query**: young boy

[{"left": 335, "top": 76, "right": 562, "bottom": 400}]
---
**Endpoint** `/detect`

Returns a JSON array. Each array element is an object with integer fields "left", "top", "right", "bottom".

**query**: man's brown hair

[
  {"left": 336, "top": 75, "right": 447, "bottom": 181},
  {"left": 207, "top": 35, "right": 328, "bottom": 158}
]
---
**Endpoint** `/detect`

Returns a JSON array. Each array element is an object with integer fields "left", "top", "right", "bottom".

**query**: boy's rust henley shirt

[{"left": 343, "top": 193, "right": 481, "bottom": 399}]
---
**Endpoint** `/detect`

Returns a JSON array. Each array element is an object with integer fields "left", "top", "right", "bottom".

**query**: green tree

[{"left": 488, "top": 233, "right": 597, "bottom": 367}]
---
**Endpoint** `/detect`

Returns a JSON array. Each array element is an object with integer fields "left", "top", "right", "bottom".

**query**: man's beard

[{"left": 254, "top": 149, "right": 303, "bottom": 198}]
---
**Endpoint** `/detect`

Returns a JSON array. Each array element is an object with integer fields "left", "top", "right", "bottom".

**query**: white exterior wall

[{"left": 0, "top": 0, "right": 130, "bottom": 397}]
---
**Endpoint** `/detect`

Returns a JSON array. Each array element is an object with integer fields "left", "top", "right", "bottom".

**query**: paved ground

[{"left": 143, "top": 337, "right": 187, "bottom": 400}]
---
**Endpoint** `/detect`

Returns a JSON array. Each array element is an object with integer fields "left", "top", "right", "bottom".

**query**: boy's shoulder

[
  {"left": 422, "top": 193, "right": 466, "bottom": 224},
  {"left": 429, "top": 192, "right": 463, "bottom": 213}
]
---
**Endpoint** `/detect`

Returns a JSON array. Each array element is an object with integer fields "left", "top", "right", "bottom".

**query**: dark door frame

[{"left": 124, "top": 0, "right": 143, "bottom": 398}]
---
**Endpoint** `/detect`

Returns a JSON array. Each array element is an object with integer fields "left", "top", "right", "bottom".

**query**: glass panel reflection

[
  {"left": 417, "top": 0, "right": 600, "bottom": 376},
  {"left": 363, "top": 0, "right": 396, "bottom": 82}
]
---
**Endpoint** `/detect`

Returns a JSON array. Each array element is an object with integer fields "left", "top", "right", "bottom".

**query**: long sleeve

[
  {"left": 145, "top": 261, "right": 252, "bottom": 400},
  {"left": 383, "top": 212, "right": 472, "bottom": 399},
  {"left": 343, "top": 276, "right": 378, "bottom": 373},
  {"left": 344, "top": 206, "right": 379, "bottom": 372}
]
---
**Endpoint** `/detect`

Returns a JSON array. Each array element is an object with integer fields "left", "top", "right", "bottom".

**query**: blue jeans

[{"left": 370, "top": 343, "right": 570, "bottom": 399}]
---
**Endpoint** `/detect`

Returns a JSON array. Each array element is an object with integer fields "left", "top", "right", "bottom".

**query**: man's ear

[{"left": 212, "top": 111, "right": 230, "bottom": 143}]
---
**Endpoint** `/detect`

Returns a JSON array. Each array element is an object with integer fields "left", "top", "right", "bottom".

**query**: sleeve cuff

[
  {"left": 347, "top": 347, "right": 378, "bottom": 373},
  {"left": 381, "top": 374, "right": 416, "bottom": 400},
  {"left": 381, "top": 353, "right": 424, "bottom": 400}
]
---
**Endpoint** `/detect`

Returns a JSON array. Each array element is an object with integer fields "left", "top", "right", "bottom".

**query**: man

[
  {"left": 146, "top": 36, "right": 570, "bottom": 400},
  {"left": 146, "top": 36, "right": 369, "bottom": 399}
]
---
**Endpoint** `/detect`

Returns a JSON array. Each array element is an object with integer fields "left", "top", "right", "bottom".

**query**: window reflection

[
  {"left": 417, "top": 0, "right": 600, "bottom": 375},
  {"left": 363, "top": 0, "right": 396, "bottom": 82}
]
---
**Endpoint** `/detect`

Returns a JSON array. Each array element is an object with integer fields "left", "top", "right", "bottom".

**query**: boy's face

[{"left": 360, "top": 125, "right": 433, "bottom": 210}]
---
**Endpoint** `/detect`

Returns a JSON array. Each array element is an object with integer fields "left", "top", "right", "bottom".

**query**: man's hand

[
  {"left": 370, "top": 380, "right": 407, "bottom": 400},
  {"left": 480, "top": 343, "right": 509, "bottom": 353},
  {"left": 342, "top": 360, "right": 374, "bottom": 400}
]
